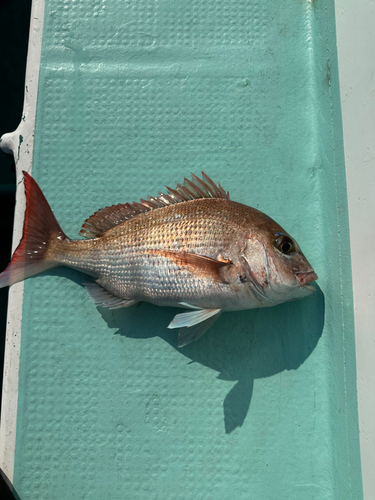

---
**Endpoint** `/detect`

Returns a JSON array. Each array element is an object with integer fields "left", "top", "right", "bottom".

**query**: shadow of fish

[{"left": 0, "top": 172, "right": 317, "bottom": 346}]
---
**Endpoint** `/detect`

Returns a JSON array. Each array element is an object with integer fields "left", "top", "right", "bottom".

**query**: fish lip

[{"left": 296, "top": 271, "right": 318, "bottom": 287}]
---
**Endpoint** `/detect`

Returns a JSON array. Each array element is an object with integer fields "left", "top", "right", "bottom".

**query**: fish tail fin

[{"left": 0, "top": 171, "right": 67, "bottom": 288}]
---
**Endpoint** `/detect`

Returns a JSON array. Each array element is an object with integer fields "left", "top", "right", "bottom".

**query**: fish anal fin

[
  {"left": 149, "top": 250, "right": 234, "bottom": 283},
  {"left": 79, "top": 172, "right": 230, "bottom": 238},
  {"left": 84, "top": 281, "right": 137, "bottom": 309}
]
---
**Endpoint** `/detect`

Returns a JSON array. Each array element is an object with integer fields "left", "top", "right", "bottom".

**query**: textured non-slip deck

[{"left": 1, "top": 0, "right": 362, "bottom": 498}]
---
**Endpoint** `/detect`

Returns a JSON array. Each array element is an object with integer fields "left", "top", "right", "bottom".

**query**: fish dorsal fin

[
  {"left": 79, "top": 172, "right": 230, "bottom": 238},
  {"left": 80, "top": 202, "right": 150, "bottom": 238}
]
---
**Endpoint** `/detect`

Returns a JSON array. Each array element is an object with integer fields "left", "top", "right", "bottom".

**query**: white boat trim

[
  {"left": 335, "top": 1, "right": 375, "bottom": 497},
  {"left": 0, "top": 0, "right": 46, "bottom": 485}
]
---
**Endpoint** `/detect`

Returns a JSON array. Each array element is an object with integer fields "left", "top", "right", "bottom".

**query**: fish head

[{"left": 241, "top": 220, "right": 317, "bottom": 305}]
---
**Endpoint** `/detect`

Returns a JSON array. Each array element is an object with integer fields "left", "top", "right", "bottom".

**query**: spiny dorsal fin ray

[{"left": 79, "top": 172, "right": 230, "bottom": 238}]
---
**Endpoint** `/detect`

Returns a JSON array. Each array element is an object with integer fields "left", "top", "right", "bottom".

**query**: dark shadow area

[
  {"left": 97, "top": 283, "right": 325, "bottom": 434},
  {"left": 0, "top": 0, "right": 32, "bottom": 498},
  {"left": 40, "top": 271, "right": 324, "bottom": 435},
  {"left": 0, "top": 470, "right": 21, "bottom": 500}
]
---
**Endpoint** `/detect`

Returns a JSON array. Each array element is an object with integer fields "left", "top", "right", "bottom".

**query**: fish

[{"left": 0, "top": 171, "right": 317, "bottom": 347}]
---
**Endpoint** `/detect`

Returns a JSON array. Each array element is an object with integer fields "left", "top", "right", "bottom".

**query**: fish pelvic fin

[
  {"left": 79, "top": 172, "right": 230, "bottom": 238},
  {"left": 0, "top": 172, "right": 66, "bottom": 288},
  {"left": 167, "top": 308, "right": 222, "bottom": 347}
]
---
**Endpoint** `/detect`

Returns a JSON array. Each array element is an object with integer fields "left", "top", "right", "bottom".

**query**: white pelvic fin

[
  {"left": 178, "top": 311, "right": 222, "bottom": 347},
  {"left": 178, "top": 302, "right": 204, "bottom": 310},
  {"left": 168, "top": 308, "right": 221, "bottom": 329},
  {"left": 84, "top": 282, "right": 137, "bottom": 310}
]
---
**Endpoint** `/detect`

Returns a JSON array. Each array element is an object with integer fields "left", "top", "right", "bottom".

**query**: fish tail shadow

[{"left": 223, "top": 376, "right": 254, "bottom": 434}]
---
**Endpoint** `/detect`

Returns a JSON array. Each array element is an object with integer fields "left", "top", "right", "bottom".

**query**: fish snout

[{"left": 296, "top": 271, "right": 318, "bottom": 286}]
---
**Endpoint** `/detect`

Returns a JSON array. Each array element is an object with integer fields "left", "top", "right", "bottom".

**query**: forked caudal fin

[{"left": 0, "top": 171, "right": 67, "bottom": 288}]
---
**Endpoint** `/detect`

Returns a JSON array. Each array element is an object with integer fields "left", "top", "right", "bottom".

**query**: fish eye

[{"left": 275, "top": 235, "right": 295, "bottom": 255}]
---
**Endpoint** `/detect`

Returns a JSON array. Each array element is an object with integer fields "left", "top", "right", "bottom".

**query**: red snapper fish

[{"left": 0, "top": 171, "right": 317, "bottom": 346}]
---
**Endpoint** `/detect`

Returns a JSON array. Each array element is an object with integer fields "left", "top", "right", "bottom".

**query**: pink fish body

[{"left": 0, "top": 172, "right": 317, "bottom": 346}]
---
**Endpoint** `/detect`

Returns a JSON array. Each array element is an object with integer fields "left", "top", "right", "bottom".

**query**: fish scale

[
  {"left": 78, "top": 201, "right": 244, "bottom": 304},
  {"left": 84, "top": 211, "right": 226, "bottom": 302},
  {"left": 0, "top": 172, "right": 317, "bottom": 346}
]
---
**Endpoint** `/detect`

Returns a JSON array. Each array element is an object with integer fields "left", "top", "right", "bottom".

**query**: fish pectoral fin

[
  {"left": 149, "top": 249, "right": 234, "bottom": 283},
  {"left": 84, "top": 281, "right": 137, "bottom": 310},
  {"left": 167, "top": 308, "right": 222, "bottom": 347}
]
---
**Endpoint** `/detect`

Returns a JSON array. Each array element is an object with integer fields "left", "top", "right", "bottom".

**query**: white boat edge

[
  {"left": 335, "top": 0, "right": 375, "bottom": 498},
  {"left": 0, "top": 0, "right": 46, "bottom": 486}
]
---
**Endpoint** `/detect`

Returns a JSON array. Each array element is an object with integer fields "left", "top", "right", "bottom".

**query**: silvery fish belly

[{"left": 0, "top": 172, "right": 318, "bottom": 346}]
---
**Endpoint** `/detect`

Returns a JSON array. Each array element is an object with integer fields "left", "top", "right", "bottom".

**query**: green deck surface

[{"left": 12, "top": 0, "right": 362, "bottom": 498}]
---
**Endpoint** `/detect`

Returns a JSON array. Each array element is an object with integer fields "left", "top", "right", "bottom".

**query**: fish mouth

[{"left": 296, "top": 271, "right": 318, "bottom": 290}]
